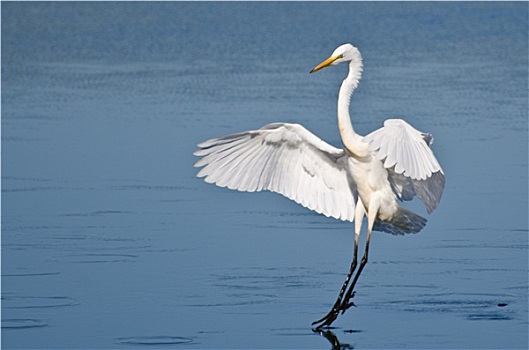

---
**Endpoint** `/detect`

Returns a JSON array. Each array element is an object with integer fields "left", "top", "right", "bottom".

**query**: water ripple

[
  {"left": 59, "top": 253, "right": 138, "bottom": 264},
  {"left": 117, "top": 336, "right": 195, "bottom": 346},
  {"left": 466, "top": 313, "right": 512, "bottom": 321},
  {"left": 3, "top": 270, "right": 61, "bottom": 277},
  {"left": 1, "top": 319, "right": 48, "bottom": 330},
  {"left": 374, "top": 291, "right": 517, "bottom": 321},
  {"left": 2, "top": 296, "right": 80, "bottom": 309}
]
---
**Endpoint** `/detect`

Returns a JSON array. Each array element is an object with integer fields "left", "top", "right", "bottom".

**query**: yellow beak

[{"left": 310, "top": 55, "right": 340, "bottom": 73}]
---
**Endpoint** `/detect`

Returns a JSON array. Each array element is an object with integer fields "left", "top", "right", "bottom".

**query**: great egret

[{"left": 193, "top": 43, "right": 445, "bottom": 329}]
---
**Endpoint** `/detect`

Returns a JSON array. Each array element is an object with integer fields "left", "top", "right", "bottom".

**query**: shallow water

[{"left": 2, "top": 2, "right": 528, "bottom": 349}]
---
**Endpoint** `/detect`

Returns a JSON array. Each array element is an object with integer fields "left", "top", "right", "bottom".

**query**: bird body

[{"left": 194, "top": 43, "right": 444, "bottom": 328}]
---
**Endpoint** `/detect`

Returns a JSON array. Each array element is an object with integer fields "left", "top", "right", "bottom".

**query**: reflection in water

[{"left": 315, "top": 329, "right": 355, "bottom": 350}]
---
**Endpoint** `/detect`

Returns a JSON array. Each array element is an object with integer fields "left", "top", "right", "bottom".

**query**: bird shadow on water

[{"left": 313, "top": 328, "right": 359, "bottom": 350}]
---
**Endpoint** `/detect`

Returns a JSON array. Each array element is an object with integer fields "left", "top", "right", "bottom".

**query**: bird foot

[
  {"left": 340, "top": 301, "right": 356, "bottom": 314},
  {"left": 311, "top": 308, "right": 340, "bottom": 330},
  {"left": 340, "top": 291, "right": 356, "bottom": 314},
  {"left": 312, "top": 292, "right": 357, "bottom": 330}
]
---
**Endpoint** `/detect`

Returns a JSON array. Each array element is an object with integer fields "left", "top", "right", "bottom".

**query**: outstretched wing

[
  {"left": 194, "top": 123, "right": 357, "bottom": 221},
  {"left": 364, "top": 119, "right": 445, "bottom": 213}
]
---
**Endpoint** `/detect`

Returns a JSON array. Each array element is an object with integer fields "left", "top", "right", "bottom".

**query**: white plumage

[
  {"left": 193, "top": 43, "right": 445, "bottom": 328},
  {"left": 195, "top": 123, "right": 357, "bottom": 221},
  {"left": 194, "top": 119, "right": 444, "bottom": 228}
]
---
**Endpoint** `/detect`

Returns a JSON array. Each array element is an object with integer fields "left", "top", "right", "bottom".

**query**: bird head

[{"left": 310, "top": 43, "right": 361, "bottom": 73}]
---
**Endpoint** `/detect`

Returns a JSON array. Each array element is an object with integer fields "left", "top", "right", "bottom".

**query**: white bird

[{"left": 193, "top": 43, "right": 445, "bottom": 329}]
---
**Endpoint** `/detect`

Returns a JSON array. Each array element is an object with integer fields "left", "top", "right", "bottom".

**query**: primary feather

[{"left": 194, "top": 123, "right": 358, "bottom": 222}]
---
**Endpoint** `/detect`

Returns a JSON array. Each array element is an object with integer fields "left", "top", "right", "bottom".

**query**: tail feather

[{"left": 373, "top": 207, "right": 427, "bottom": 235}]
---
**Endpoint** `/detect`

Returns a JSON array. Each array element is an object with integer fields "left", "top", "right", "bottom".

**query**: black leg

[
  {"left": 312, "top": 238, "right": 359, "bottom": 329},
  {"left": 340, "top": 218, "right": 373, "bottom": 313}
]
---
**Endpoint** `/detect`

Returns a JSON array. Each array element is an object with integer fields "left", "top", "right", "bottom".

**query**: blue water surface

[{"left": 2, "top": 2, "right": 528, "bottom": 349}]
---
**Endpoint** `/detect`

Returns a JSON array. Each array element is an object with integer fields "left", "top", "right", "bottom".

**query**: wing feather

[
  {"left": 364, "top": 119, "right": 445, "bottom": 213},
  {"left": 194, "top": 123, "right": 357, "bottom": 221},
  {"left": 197, "top": 137, "right": 253, "bottom": 178},
  {"left": 213, "top": 141, "right": 261, "bottom": 187}
]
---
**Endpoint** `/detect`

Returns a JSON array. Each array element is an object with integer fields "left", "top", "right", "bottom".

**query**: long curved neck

[{"left": 338, "top": 59, "right": 368, "bottom": 158}]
